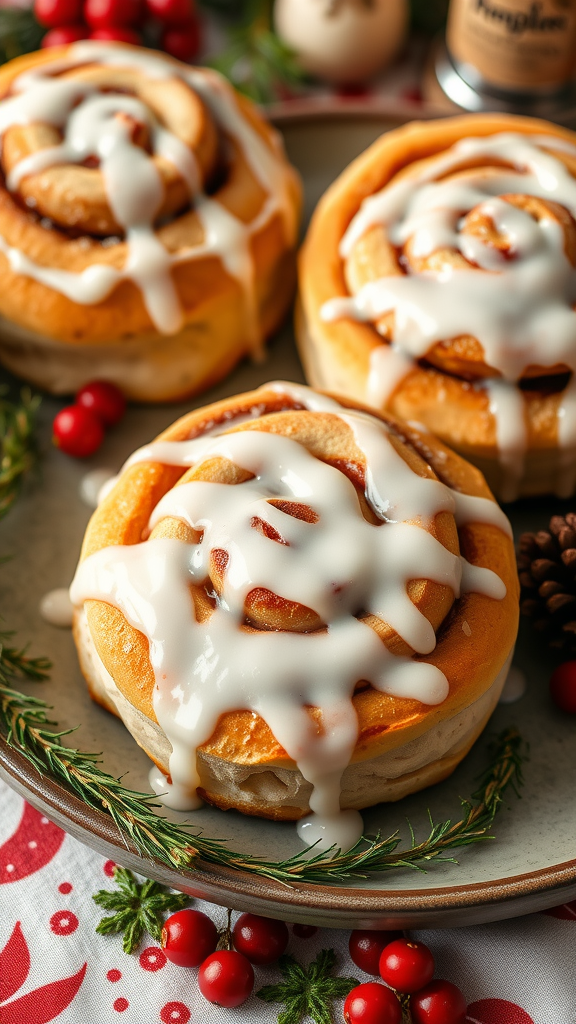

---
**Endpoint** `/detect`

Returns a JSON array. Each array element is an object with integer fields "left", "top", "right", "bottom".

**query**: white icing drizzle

[
  {"left": 321, "top": 132, "right": 576, "bottom": 498},
  {"left": 80, "top": 468, "right": 116, "bottom": 508},
  {"left": 39, "top": 588, "right": 74, "bottom": 628},
  {"left": 70, "top": 384, "right": 510, "bottom": 850},
  {"left": 0, "top": 42, "right": 296, "bottom": 343},
  {"left": 498, "top": 665, "right": 526, "bottom": 704},
  {"left": 484, "top": 379, "right": 528, "bottom": 504}
]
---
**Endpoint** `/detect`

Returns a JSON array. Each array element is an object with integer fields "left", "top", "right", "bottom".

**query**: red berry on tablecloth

[
  {"left": 161, "top": 909, "right": 218, "bottom": 968},
  {"left": 53, "top": 405, "right": 104, "bottom": 458},
  {"left": 232, "top": 913, "right": 289, "bottom": 965},
  {"left": 549, "top": 661, "right": 576, "bottom": 713},
  {"left": 198, "top": 949, "right": 254, "bottom": 1008},
  {"left": 84, "top": 0, "right": 142, "bottom": 28},
  {"left": 410, "top": 979, "right": 467, "bottom": 1024},
  {"left": 146, "top": 0, "right": 195, "bottom": 24},
  {"left": 89, "top": 26, "right": 141, "bottom": 43},
  {"left": 76, "top": 380, "right": 126, "bottom": 427},
  {"left": 161, "top": 23, "right": 200, "bottom": 62},
  {"left": 343, "top": 982, "right": 402, "bottom": 1024},
  {"left": 379, "top": 939, "right": 434, "bottom": 994},
  {"left": 349, "top": 930, "right": 403, "bottom": 975},
  {"left": 35, "top": 0, "right": 83, "bottom": 28},
  {"left": 292, "top": 923, "right": 317, "bottom": 938},
  {"left": 41, "top": 24, "right": 89, "bottom": 46}
]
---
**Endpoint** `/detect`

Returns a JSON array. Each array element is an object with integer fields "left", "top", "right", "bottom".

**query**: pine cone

[{"left": 518, "top": 513, "right": 576, "bottom": 650}]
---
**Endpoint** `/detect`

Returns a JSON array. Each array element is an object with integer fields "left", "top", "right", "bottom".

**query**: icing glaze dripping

[
  {"left": 40, "top": 588, "right": 74, "bottom": 627},
  {"left": 0, "top": 43, "right": 296, "bottom": 344},
  {"left": 498, "top": 665, "right": 526, "bottom": 704},
  {"left": 321, "top": 133, "right": 576, "bottom": 497},
  {"left": 70, "top": 384, "right": 510, "bottom": 850},
  {"left": 80, "top": 468, "right": 116, "bottom": 508}
]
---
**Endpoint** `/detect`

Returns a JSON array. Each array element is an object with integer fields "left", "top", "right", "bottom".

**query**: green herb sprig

[
  {"left": 0, "top": 632, "right": 526, "bottom": 885},
  {"left": 258, "top": 948, "right": 358, "bottom": 1024},
  {"left": 209, "top": 0, "right": 306, "bottom": 104},
  {"left": 0, "top": 388, "right": 41, "bottom": 521},
  {"left": 0, "top": 7, "right": 44, "bottom": 66},
  {"left": 94, "top": 866, "right": 190, "bottom": 954}
]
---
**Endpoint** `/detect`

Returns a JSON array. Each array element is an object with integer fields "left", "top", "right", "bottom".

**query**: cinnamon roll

[
  {"left": 0, "top": 43, "right": 301, "bottom": 401},
  {"left": 299, "top": 113, "right": 576, "bottom": 501},
  {"left": 70, "top": 382, "right": 518, "bottom": 849}
]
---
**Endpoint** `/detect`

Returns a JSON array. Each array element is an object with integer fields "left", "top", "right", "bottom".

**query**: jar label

[{"left": 447, "top": 0, "right": 576, "bottom": 90}]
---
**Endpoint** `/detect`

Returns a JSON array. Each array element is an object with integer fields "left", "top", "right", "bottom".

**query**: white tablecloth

[{"left": 0, "top": 779, "right": 573, "bottom": 1024}]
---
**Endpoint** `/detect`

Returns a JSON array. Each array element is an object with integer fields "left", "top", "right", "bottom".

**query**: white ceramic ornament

[{"left": 274, "top": 0, "right": 408, "bottom": 85}]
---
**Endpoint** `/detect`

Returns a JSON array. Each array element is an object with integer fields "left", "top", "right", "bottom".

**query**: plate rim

[
  {"left": 2, "top": 734, "right": 576, "bottom": 920},
  {"left": 1, "top": 109, "right": 575, "bottom": 926}
]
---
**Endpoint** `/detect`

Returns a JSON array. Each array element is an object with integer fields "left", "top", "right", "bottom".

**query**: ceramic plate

[{"left": 1, "top": 115, "right": 576, "bottom": 929}]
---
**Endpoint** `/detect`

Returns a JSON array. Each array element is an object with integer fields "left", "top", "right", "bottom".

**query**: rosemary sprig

[
  {"left": 210, "top": 0, "right": 306, "bottom": 104},
  {"left": 0, "top": 388, "right": 41, "bottom": 522},
  {"left": 0, "top": 631, "right": 526, "bottom": 883},
  {"left": 94, "top": 866, "right": 190, "bottom": 954},
  {"left": 0, "top": 8, "right": 44, "bottom": 66}
]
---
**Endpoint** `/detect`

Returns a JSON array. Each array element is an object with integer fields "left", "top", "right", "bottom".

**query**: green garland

[
  {"left": 0, "top": 631, "right": 526, "bottom": 885},
  {"left": 0, "top": 388, "right": 41, "bottom": 522}
]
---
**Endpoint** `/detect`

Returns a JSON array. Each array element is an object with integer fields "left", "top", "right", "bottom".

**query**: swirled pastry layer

[
  {"left": 71, "top": 382, "right": 518, "bottom": 846},
  {"left": 299, "top": 114, "right": 576, "bottom": 500},
  {"left": 0, "top": 43, "right": 301, "bottom": 400}
]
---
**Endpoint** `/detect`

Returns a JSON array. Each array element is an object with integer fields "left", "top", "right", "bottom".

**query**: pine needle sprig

[
  {"left": 257, "top": 948, "right": 358, "bottom": 1024},
  {"left": 94, "top": 866, "right": 190, "bottom": 953},
  {"left": 0, "top": 636, "right": 527, "bottom": 884},
  {"left": 0, "top": 387, "right": 41, "bottom": 521},
  {"left": 210, "top": 0, "right": 306, "bottom": 104},
  {"left": 0, "top": 630, "right": 51, "bottom": 685},
  {"left": 0, "top": 8, "right": 44, "bottom": 66}
]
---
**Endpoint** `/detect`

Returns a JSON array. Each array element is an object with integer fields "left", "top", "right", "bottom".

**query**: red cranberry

[
  {"left": 35, "top": 0, "right": 83, "bottom": 27},
  {"left": 84, "top": 0, "right": 142, "bottom": 28},
  {"left": 146, "top": 0, "right": 195, "bottom": 24},
  {"left": 344, "top": 982, "right": 401, "bottom": 1024},
  {"left": 76, "top": 380, "right": 126, "bottom": 426},
  {"left": 349, "top": 930, "right": 402, "bottom": 975},
  {"left": 161, "top": 22, "right": 200, "bottom": 62},
  {"left": 550, "top": 661, "right": 576, "bottom": 713},
  {"left": 161, "top": 909, "right": 217, "bottom": 968},
  {"left": 53, "top": 404, "right": 104, "bottom": 458},
  {"left": 41, "top": 24, "right": 89, "bottom": 45},
  {"left": 198, "top": 950, "right": 254, "bottom": 1008},
  {"left": 410, "top": 979, "right": 468, "bottom": 1024},
  {"left": 232, "top": 913, "right": 288, "bottom": 965},
  {"left": 379, "top": 939, "right": 435, "bottom": 995},
  {"left": 89, "top": 26, "right": 141, "bottom": 43},
  {"left": 292, "top": 923, "right": 317, "bottom": 938}
]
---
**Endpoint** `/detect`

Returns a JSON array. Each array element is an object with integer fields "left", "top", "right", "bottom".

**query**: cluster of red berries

[
  {"left": 345, "top": 931, "right": 467, "bottom": 1024},
  {"left": 161, "top": 909, "right": 290, "bottom": 1008},
  {"left": 53, "top": 379, "right": 125, "bottom": 457},
  {"left": 34, "top": 0, "right": 201, "bottom": 63},
  {"left": 160, "top": 909, "right": 467, "bottom": 1022}
]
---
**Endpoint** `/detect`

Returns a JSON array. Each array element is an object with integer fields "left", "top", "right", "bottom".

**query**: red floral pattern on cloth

[
  {"left": 0, "top": 803, "right": 64, "bottom": 883},
  {"left": 0, "top": 780, "right": 572, "bottom": 1022},
  {"left": 544, "top": 900, "right": 576, "bottom": 921},
  {"left": 466, "top": 1000, "right": 535, "bottom": 1023}
]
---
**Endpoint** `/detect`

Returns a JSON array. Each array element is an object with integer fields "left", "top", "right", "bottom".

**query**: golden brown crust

[
  {"left": 298, "top": 113, "right": 576, "bottom": 469},
  {"left": 77, "top": 384, "right": 518, "bottom": 778},
  {"left": 0, "top": 45, "right": 301, "bottom": 400}
]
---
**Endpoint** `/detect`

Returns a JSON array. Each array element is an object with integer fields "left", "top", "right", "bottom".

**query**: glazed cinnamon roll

[
  {"left": 70, "top": 382, "right": 517, "bottom": 849},
  {"left": 0, "top": 43, "right": 301, "bottom": 401},
  {"left": 299, "top": 113, "right": 576, "bottom": 501}
]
